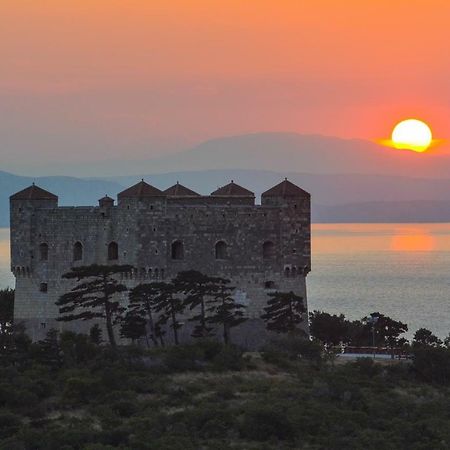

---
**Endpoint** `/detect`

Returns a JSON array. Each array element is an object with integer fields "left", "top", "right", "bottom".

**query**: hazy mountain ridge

[{"left": 8, "top": 132, "right": 450, "bottom": 178}]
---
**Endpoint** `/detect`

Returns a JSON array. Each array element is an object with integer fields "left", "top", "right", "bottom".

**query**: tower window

[
  {"left": 40, "top": 282, "right": 48, "bottom": 293},
  {"left": 264, "top": 281, "right": 275, "bottom": 289},
  {"left": 39, "top": 243, "right": 49, "bottom": 261},
  {"left": 215, "top": 241, "right": 227, "bottom": 259},
  {"left": 171, "top": 240, "right": 184, "bottom": 260},
  {"left": 108, "top": 242, "right": 119, "bottom": 260},
  {"left": 73, "top": 242, "right": 83, "bottom": 261},
  {"left": 263, "top": 241, "right": 275, "bottom": 259}
]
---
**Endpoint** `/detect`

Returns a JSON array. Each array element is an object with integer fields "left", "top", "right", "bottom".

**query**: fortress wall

[{"left": 11, "top": 187, "right": 311, "bottom": 344}]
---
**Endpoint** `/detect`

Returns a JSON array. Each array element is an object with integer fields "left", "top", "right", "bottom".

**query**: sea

[{"left": 1, "top": 224, "right": 449, "bottom": 339}]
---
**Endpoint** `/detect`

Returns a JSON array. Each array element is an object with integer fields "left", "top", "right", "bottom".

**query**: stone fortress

[{"left": 10, "top": 178, "right": 311, "bottom": 345}]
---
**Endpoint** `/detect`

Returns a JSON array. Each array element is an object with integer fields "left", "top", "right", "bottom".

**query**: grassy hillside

[{"left": 1, "top": 336, "right": 449, "bottom": 450}]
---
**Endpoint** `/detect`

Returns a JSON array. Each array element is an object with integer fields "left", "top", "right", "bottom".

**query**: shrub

[
  {"left": 239, "top": 404, "right": 295, "bottom": 441},
  {"left": 163, "top": 345, "right": 204, "bottom": 372},
  {"left": 262, "top": 336, "right": 323, "bottom": 366},
  {"left": 211, "top": 345, "right": 244, "bottom": 371},
  {"left": 352, "top": 358, "right": 382, "bottom": 378},
  {"left": 412, "top": 346, "right": 450, "bottom": 385},
  {"left": 0, "top": 411, "right": 22, "bottom": 439},
  {"left": 62, "top": 376, "right": 100, "bottom": 404}
]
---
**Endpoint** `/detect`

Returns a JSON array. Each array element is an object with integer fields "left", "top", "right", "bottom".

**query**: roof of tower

[
  {"left": 210, "top": 180, "right": 255, "bottom": 197},
  {"left": 10, "top": 183, "right": 58, "bottom": 201},
  {"left": 117, "top": 180, "right": 165, "bottom": 199},
  {"left": 262, "top": 179, "right": 310, "bottom": 198},
  {"left": 164, "top": 182, "right": 200, "bottom": 197},
  {"left": 99, "top": 195, "right": 114, "bottom": 201}
]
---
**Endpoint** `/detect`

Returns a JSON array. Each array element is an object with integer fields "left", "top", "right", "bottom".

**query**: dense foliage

[
  {"left": 0, "top": 329, "right": 449, "bottom": 449},
  {"left": 3, "top": 282, "right": 450, "bottom": 448},
  {"left": 0, "top": 288, "right": 14, "bottom": 336},
  {"left": 309, "top": 310, "right": 410, "bottom": 351}
]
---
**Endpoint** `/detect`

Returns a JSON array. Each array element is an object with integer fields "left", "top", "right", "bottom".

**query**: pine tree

[
  {"left": 89, "top": 324, "right": 103, "bottom": 345},
  {"left": 207, "top": 278, "right": 247, "bottom": 344},
  {"left": 36, "top": 328, "right": 63, "bottom": 369},
  {"left": 152, "top": 282, "right": 184, "bottom": 345},
  {"left": 126, "top": 283, "right": 162, "bottom": 346},
  {"left": 56, "top": 264, "right": 132, "bottom": 348},
  {"left": 120, "top": 311, "right": 148, "bottom": 344},
  {"left": 362, "top": 312, "right": 408, "bottom": 348},
  {"left": 262, "top": 291, "right": 306, "bottom": 335},
  {"left": 413, "top": 328, "right": 442, "bottom": 348},
  {"left": 174, "top": 271, "right": 217, "bottom": 338}
]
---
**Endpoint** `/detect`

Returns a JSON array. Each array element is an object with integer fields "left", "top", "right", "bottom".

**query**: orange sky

[{"left": 1, "top": 1, "right": 450, "bottom": 168}]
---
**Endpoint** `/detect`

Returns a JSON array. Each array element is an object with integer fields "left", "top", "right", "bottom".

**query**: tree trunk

[
  {"left": 103, "top": 277, "right": 117, "bottom": 348},
  {"left": 145, "top": 301, "right": 158, "bottom": 347},
  {"left": 200, "top": 298, "right": 206, "bottom": 336},
  {"left": 222, "top": 298, "right": 229, "bottom": 345},
  {"left": 105, "top": 304, "right": 117, "bottom": 348},
  {"left": 144, "top": 330, "right": 150, "bottom": 348},
  {"left": 223, "top": 324, "right": 229, "bottom": 345},
  {"left": 170, "top": 298, "right": 179, "bottom": 345}
]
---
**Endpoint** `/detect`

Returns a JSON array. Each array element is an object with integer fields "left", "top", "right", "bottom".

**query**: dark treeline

[{"left": 1, "top": 285, "right": 450, "bottom": 448}]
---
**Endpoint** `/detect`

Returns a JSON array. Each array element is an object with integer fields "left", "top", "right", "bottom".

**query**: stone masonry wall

[{"left": 10, "top": 189, "right": 311, "bottom": 345}]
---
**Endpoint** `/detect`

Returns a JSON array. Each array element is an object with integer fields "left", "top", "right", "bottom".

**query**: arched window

[
  {"left": 263, "top": 241, "right": 275, "bottom": 259},
  {"left": 108, "top": 241, "right": 118, "bottom": 260},
  {"left": 292, "top": 266, "right": 297, "bottom": 277},
  {"left": 285, "top": 267, "right": 291, "bottom": 277},
  {"left": 73, "top": 242, "right": 83, "bottom": 261},
  {"left": 155, "top": 268, "right": 159, "bottom": 279},
  {"left": 39, "top": 243, "right": 49, "bottom": 261},
  {"left": 171, "top": 240, "right": 184, "bottom": 260},
  {"left": 215, "top": 241, "right": 227, "bottom": 259}
]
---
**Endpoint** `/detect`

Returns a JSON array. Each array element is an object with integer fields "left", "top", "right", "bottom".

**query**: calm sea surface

[{"left": 1, "top": 225, "right": 449, "bottom": 338}]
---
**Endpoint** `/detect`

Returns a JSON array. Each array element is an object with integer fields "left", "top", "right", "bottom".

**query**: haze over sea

[{"left": 1, "top": 224, "right": 448, "bottom": 339}]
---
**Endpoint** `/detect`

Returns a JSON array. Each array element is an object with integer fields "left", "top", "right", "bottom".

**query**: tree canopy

[{"left": 56, "top": 264, "right": 132, "bottom": 347}]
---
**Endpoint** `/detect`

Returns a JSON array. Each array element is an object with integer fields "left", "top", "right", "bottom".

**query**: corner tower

[
  {"left": 10, "top": 184, "right": 59, "bottom": 339},
  {"left": 10, "top": 184, "right": 58, "bottom": 272}
]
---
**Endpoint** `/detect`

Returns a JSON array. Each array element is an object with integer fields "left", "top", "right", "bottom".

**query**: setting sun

[{"left": 391, "top": 119, "right": 432, "bottom": 152}]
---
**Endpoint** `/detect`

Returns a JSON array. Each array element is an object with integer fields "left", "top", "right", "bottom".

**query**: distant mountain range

[
  {"left": 8, "top": 132, "right": 450, "bottom": 178},
  {"left": 3, "top": 131, "right": 450, "bottom": 225},
  {"left": 4, "top": 168, "right": 450, "bottom": 226}
]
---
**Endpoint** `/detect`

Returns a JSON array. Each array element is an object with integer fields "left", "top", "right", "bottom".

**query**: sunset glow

[
  {"left": 2, "top": 1, "right": 450, "bottom": 170},
  {"left": 391, "top": 232, "right": 435, "bottom": 252},
  {"left": 391, "top": 119, "right": 433, "bottom": 152}
]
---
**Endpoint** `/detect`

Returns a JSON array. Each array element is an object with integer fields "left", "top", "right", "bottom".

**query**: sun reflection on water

[{"left": 390, "top": 228, "right": 435, "bottom": 252}]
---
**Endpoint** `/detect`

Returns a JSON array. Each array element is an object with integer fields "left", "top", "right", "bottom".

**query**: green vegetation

[
  {"left": 1, "top": 286, "right": 450, "bottom": 448},
  {"left": 0, "top": 329, "right": 449, "bottom": 449}
]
